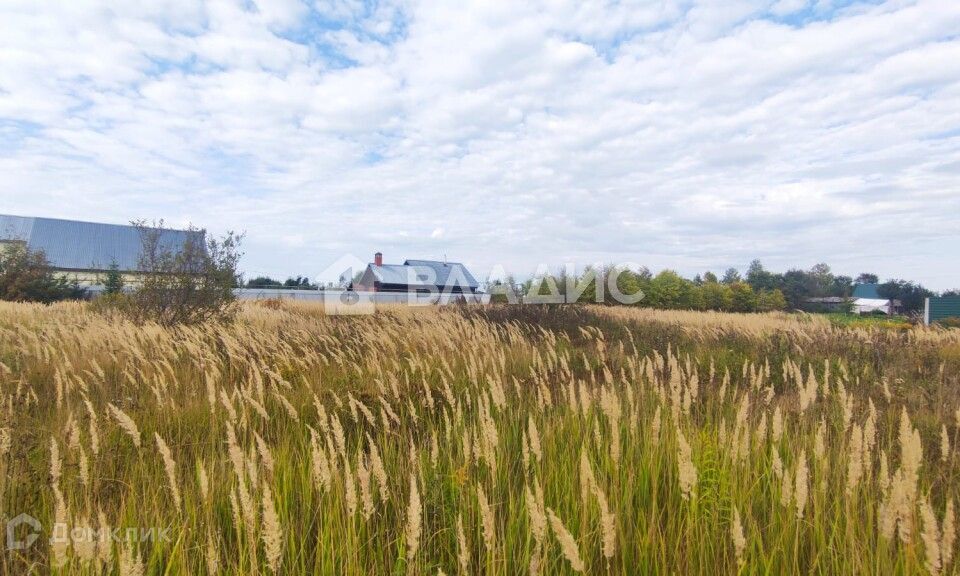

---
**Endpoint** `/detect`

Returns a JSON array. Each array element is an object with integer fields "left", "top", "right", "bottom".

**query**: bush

[
  {"left": 757, "top": 289, "right": 787, "bottom": 312},
  {"left": 937, "top": 317, "right": 960, "bottom": 329},
  {"left": 0, "top": 243, "right": 85, "bottom": 303},
  {"left": 122, "top": 220, "right": 243, "bottom": 326}
]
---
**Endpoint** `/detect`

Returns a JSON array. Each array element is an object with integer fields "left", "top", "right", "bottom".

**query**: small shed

[
  {"left": 853, "top": 298, "right": 893, "bottom": 315},
  {"left": 851, "top": 283, "right": 901, "bottom": 315}
]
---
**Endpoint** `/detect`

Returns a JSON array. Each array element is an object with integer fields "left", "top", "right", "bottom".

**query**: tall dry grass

[{"left": 0, "top": 300, "right": 958, "bottom": 574}]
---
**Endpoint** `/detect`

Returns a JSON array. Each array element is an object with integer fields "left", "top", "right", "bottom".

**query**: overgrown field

[{"left": 1, "top": 301, "right": 960, "bottom": 575}]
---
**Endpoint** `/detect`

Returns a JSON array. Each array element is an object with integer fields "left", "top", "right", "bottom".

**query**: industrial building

[{"left": 0, "top": 214, "right": 203, "bottom": 286}]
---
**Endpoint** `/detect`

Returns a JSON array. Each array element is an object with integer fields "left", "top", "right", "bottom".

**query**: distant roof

[
  {"left": 404, "top": 260, "right": 480, "bottom": 289},
  {"left": 366, "top": 259, "right": 479, "bottom": 289},
  {"left": 852, "top": 283, "right": 881, "bottom": 299},
  {"left": 805, "top": 297, "right": 850, "bottom": 303},
  {"left": 368, "top": 264, "right": 437, "bottom": 287},
  {"left": 0, "top": 214, "right": 204, "bottom": 272}
]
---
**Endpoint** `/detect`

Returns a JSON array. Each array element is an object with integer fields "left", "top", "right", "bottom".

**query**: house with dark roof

[
  {"left": 352, "top": 252, "right": 480, "bottom": 294},
  {"left": 0, "top": 214, "right": 203, "bottom": 286}
]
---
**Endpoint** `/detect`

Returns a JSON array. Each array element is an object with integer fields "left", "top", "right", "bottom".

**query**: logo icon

[
  {"left": 315, "top": 253, "right": 376, "bottom": 315},
  {"left": 6, "top": 513, "right": 41, "bottom": 550}
]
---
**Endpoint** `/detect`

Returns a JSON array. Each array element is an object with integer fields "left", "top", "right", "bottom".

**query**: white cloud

[
  {"left": 770, "top": 0, "right": 810, "bottom": 17},
  {"left": 1, "top": 0, "right": 959, "bottom": 288}
]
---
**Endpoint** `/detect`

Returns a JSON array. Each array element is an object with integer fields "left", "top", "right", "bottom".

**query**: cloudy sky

[{"left": 1, "top": 0, "right": 958, "bottom": 288}]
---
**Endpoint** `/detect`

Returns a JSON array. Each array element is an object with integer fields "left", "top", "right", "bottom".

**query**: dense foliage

[
  {"left": 0, "top": 243, "right": 85, "bottom": 303},
  {"left": 245, "top": 276, "right": 283, "bottom": 288},
  {"left": 879, "top": 280, "right": 936, "bottom": 314},
  {"left": 245, "top": 276, "right": 317, "bottom": 289},
  {"left": 509, "top": 266, "right": 787, "bottom": 312},
  {"left": 493, "top": 260, "right": 941, "bottom": 314}
]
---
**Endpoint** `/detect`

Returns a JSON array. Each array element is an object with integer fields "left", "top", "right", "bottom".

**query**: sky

[{"left": 1, "top": 0, "right": 959, "bottom": 289}]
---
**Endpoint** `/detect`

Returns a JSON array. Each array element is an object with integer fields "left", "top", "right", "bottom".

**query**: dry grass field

[{"left": 1, "top": 300, "right": 959, "bottom": 574}]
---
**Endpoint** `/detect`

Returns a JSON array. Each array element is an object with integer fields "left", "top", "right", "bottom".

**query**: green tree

[
  {"left": 681, "top": 283, "right": 706, "bottom": 310},
  {"left": 831, "top": 275, "right": 853, "bottom": 297},
  {"left": 757, "top": 289, "right": 787, "bottom": 312},
  {"left": 246, "top": 276, "right": 282, "bottom": 288},
  {"left": 702, "top": 282, "right": 732, "bottom": 311},
  {"left": 609, "top": 267, "right": 645, "bottom": 305},
  {"left": 722, "top": 268, "right": 741, "bottom": 284},
  {"left": 703, "top": 271, "right": 719, "bottom": 284},
  {"left": 877, "top": 280, "right": 933, "bottom": 314},
  {"left": 729, "top": 282, "right": 758, "bottom": 312},
  {"left": 575, "top": 267, "right": 600, "bottom": 304},
  {"left": 104, "top": 262, "right": 125, "bottom": 295},
  {"left": 809, "top": 263, "right": 834, "bottom": 296},
  {"left": 0, "top": 243, "right": 85, "bottom": 303},
  {"left": 780, "top": 269, "right": 815, "bottom": 309},
  {"left": 127, "top": 220, "right": 243, "bottom": 326},
  {"left": 648, "top": 270, "right": 685, "bottom": 308},
  {"left": 284, "top": 276, "right": 316, "bottom": 289},
  {"left": 746, "top": 260, "right": 779, "bottom": 292}
]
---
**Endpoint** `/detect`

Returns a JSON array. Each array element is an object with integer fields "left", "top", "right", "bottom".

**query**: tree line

[
  {"left": 489, "top": 260, "right": 950, "bottom": 314},
  {"left": 245, "top": 275, "right": 318, "bottom": 289},
  {"left": 1, "top": 236, "right": 953, "bottom": 319}
]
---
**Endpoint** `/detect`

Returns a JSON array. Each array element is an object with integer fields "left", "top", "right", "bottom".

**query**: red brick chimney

[{"left": 374, "top": 252, "right": 383, "bottom": 267}]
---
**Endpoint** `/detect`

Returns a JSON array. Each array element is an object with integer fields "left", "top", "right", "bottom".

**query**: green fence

[{"left": 925, "top": 296, "right": 960, "bottom": 325}]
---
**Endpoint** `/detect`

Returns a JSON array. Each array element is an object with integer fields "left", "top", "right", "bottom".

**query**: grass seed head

[{"left": 547, "top": 508, "right": 585, "bottom": 573}]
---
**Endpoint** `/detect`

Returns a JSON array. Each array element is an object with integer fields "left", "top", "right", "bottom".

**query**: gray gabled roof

[
  {"left": 0, "top": 214, "right": 204, "bottom": 272},
  {"left": 403, "top": 260, "right": 479, "bottom": 289},
  {"left": 367, "top": 264, "right": 436, "bottom": 287},
  {"left": 363, "top": 259, "right": 479, "bottom": 290}
]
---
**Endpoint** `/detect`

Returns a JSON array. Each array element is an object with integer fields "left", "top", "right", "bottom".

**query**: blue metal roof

[
  {"left": 404, "top": 260, "right": 480, "bottom": 289},
  {"left": 364, "top": 259, "right": 480, "bottom": 290},
  {"left": 852, "top": 283, "right": 881, "bottom": 299},
  {"left": 0, "top": 214, "right": 204, "bottom": 272},
  {"left": 368, "top": 264, "right": 437, "bottom": 287}
]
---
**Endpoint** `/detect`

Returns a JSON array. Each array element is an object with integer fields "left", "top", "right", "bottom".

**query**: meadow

[{"left": 1, "top": 300, "right": 959, "bottom": 574}]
